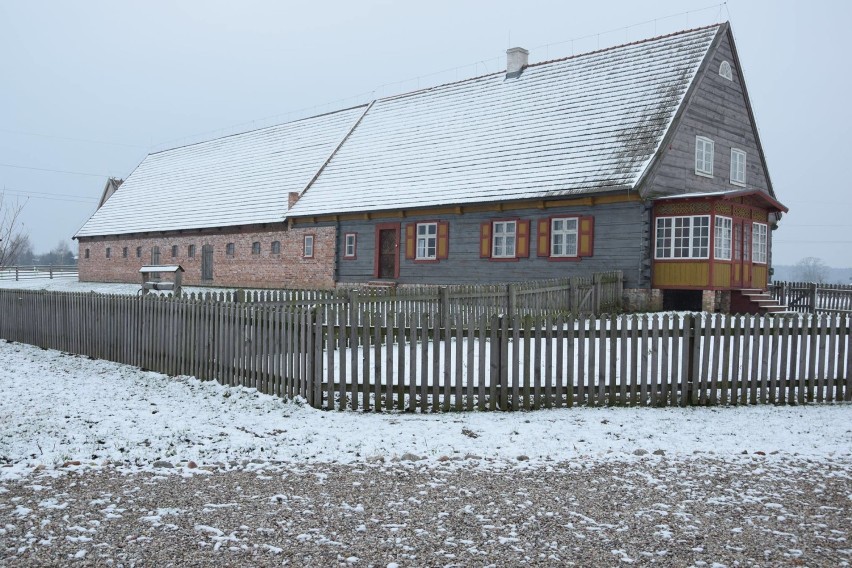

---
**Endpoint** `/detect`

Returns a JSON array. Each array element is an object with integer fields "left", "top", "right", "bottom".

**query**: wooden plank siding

[
  {"left": 336, "top": 201, "right": 647, "bottom": 288},
  {"left": 1, "top": 290, "right": 848, "bottom": 413}
]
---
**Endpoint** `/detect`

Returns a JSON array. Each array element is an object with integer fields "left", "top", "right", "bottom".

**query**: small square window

[
  {"left": 171, "top": 245, "right": 178, "bottom": 258},
  {"left": 492, "top": 221, "right": 517, "bottom": 258},
  {"left": 271, "top": 241, "right": 281, "bottom": 255},
  {"left": 730, "top": 148, "right": 746, "bottom": 186},
  {"left": 550, "top": 217, "right": 578, "bottom": 257},
  {"left": 695, "top": 136, "right": 714, "bottom": 177},
  {"left": 122, "top": 247, "right": 128, "bottom": 258},
  {"left": 226, "top": 243, "right": 235, "bottom": 257},
  {"left": 344, "top": 233, "right": 357, "bottom": 258},
  {"left": 188, "top": 244, "right": 196, "bottom": 258},
  {"left": 136, "top": 246, "right": 142, "bottom": 258},
  {"left": 303, "top": 235, "right": 314, "bottom": 258},
  {"left": 252, "top": 241, "right": 261, "bottom": 255},
  {"left": 416, "top": 223, "right": 437, "bottom": 260},
  {"left": 105, "top": 247, "right": 111, "bottom": 258}
]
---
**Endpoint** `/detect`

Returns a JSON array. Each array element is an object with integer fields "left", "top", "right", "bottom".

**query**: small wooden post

[
  {"left": 439, "top": 286, "right": 450, "bottom": 330},
  {"left": 808, "top": 283, "right": 817, "bottom": 314},
  {"left": 507, "top": 283, "right": 517, "bottom": 316}
]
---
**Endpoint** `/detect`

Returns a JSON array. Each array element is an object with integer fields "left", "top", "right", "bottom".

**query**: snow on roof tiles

[
  {"left": 289, "top": 25, "right": 720, "bottom": 217},
  {"left": 77, "top": 25, "right": 720, "bottom": 236},
  {"left": 75, "top": 106, "right": 367, "bottom": 237}
]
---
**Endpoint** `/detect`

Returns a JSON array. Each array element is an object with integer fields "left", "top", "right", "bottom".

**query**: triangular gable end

[{"left": 637, "top": 23, "right": 775, "bottom": 201}]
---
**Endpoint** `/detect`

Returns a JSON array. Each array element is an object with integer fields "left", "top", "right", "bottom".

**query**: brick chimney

[{"left": 506, "top": 47, "right": 529, "bottom": 78}]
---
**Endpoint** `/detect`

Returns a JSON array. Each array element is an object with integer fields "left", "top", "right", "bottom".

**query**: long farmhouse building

[{"left": 75, "top": 23, "right": 786, "bottom": 312}]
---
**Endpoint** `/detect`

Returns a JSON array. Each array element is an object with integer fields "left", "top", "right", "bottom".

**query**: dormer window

[{"left": 719, "top": 61, "right": 733, "bottom": 81}]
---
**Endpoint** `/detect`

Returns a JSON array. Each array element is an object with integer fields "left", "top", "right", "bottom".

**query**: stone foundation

[{"left": 622, "top": 288, "right": 663, "bottom": 312}]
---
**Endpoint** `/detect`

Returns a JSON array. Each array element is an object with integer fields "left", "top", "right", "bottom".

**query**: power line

[
  {"left": 1, "top": 186, "right": 98, "bottom": 203},
  {"left": 0, "top": 128, "right": 146, "bottom": 149},
  {"left": 0, "top": 162, "right": 109, "bottom": 178}
]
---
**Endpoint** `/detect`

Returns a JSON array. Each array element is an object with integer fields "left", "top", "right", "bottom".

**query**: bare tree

[
  {"left": 0, "top": 193, "right": 26, "bottom": 269},
  {"left": 795, "top": 256, "right": 829, "bottom": 283}
]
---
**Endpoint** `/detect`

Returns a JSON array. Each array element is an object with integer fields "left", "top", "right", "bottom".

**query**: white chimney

[{"left": 506, "top": 47, "right": 529, "bottom": 77}]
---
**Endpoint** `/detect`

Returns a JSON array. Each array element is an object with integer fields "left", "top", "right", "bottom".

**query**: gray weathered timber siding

[
  {"left": 336, "top": 201, "right": 646, "bottom": 288},
  {"left": 641, "top": 30, "right": 771, "bottom": 198}
]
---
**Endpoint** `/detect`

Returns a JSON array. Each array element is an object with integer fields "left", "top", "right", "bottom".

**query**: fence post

[
  {"left": 507, "top": 283, "right": 517, "bottom": 316},
  {"left": 15, "top": 267, "right": 19, "bottom": 281},
  {"left": 234, "top": 289, "right": 245, "bottom": 303},
  {"left": 439, "top": 286, "right": 450, "bottom": 330},
  {"left": 685, "top": 314, "right": 697, "bottom": 406},
  {"left": 49, "top": 266, "right": 53, "bottom": 279},
  {"left": 808, "top": 283, "right": 817, "bottom": 314},
  {"left": 592, "top": 273, "right": 602, "bottom": 314}
]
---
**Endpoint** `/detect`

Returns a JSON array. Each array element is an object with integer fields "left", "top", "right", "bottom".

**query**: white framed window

[
  {"left": 550, "top": 217, "right": 578, "bottom": 257},
  {"left": 343, "top": 233, "right": 356, "bottom": 258},
  {"left": 695, "top": 136, "right": 714, "bottom": 177},
  {"left": 415, "top": 222, "right": 437, "bottom": 260},
  {"left": 719, "top": 60, "right": 733, "bottom": 81},
  {"left": 752, "top": 222, "right": 768, "bottom": 264},
  {"left": 492, "top": 221, "right": 517, "bottom": 258},
  {"left": 714, "top": 216, "right": 732, "bottom": 260},
  {"left": 303, "top": 235, "right": 314, "bottom": 258},
  {"left": 655, "top": 215, "right": 710, "bottom": 259},
  {"left": 730, "top": 148, "right": 746, "bottom": 186}
]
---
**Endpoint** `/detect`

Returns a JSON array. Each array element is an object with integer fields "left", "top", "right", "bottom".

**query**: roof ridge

[
  {"left": 373, "top": 23, "right": 723, "bottom": 105},
  {"left": 148, "top": 104, "right": 370, "bottom": 157},
  {"left": 527, "top": 22, "right": 723, "bottom": 70}
]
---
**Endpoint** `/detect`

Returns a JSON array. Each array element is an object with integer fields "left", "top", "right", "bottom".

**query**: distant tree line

[{"left": 9, "top": 236, "right": 76, "bottom": 267}]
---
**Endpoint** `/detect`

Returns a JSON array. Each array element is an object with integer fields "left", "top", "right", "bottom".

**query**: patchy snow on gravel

[{"left": 0, "top": 340, "right": 850, "bottom": 480}]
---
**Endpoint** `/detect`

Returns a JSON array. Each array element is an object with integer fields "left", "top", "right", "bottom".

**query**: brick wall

[{"left": 78, "top": 225, "right": 336, "bottom": 289}]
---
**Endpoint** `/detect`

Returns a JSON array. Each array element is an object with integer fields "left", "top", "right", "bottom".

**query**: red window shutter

[
  {"left": 578, "top": 216, "right": 595, "bottom": 257},
  {"left": 479, "top": 222, "right": 492, "bottom": 258},
  {"left": 437, "top": 221, "right": 450, "bottom": 260},
  {"left": 516, "top": 219, "right": 531, "bottom": 258},
  {"left": 405, "top": 224, "right": 416, "bottom": 260},
  {"left": 537, "top": 218, "right": 550, "bottom": 257}
]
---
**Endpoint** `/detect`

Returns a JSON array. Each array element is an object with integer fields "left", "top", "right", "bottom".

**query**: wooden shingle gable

[{"left": 636, "top": 22, "right": 776, "bottom": 202}]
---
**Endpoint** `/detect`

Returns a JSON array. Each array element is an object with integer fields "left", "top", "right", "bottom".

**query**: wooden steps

[{"left": 731, "top": 288, "right": 789, "bottom": 314}]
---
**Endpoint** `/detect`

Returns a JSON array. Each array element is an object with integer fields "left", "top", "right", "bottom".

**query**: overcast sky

[{"left": 1, "top": 0, "right": 849, "bottom": 267}]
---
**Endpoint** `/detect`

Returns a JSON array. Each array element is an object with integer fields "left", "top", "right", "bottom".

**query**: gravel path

[{"left": 2, "top": 457, "right": 850, "bottom": 566}]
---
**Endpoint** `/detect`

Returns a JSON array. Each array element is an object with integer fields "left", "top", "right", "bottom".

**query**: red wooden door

[
  {"left": 732, "top": 220, "right": 752, "bottom": 289},
  {"left": 376, "top": 227, "right": 399, "bottom": 279},
  {"left": 732, "top": 222, "right": 743, "bottom": 288}
]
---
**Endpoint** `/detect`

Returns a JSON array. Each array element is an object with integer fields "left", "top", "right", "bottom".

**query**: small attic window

[{"left": 719, "top": 61, "right": 733, "bottom": 81}]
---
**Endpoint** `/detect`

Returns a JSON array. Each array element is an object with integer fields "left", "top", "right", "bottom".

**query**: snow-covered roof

[
  {"left": 77, "top": 25, "right": 722, "bottom": 237},
  {"left": 290, "top": 25, "right": 721, "bottom": 217},
  {"left": 75, "top": 106, "right": 367, "bottom": 237}
]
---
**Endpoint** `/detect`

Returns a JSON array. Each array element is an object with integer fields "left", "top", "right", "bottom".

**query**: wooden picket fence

[
  {"left": 194, "top": 271, "right": 624, "bottom": 324},
  {"left": 769, "top": 281, "right": 852, "bottom": 314},
  {"left": 0, "top": 265, "right": 78, "bottom": 281},
  {"left": 1, "top": 289, "right": 849, "bottom": 411}
]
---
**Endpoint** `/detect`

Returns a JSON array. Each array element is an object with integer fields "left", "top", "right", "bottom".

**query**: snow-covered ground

[
  {"left": 0, "top": 276, "right": 227, "bottom": 296},
  {"left": 1, "top": 340, "right": 850, "bottom": 482}
]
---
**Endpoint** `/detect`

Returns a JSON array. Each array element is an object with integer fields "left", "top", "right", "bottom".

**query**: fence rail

[
  {"left": 1, "top": 288, "right": 849, "bottom": 412},
  {"left": 0, "top": 265, "right": 78, "bottom": 281},
  {"left": 769, "top": 281, "right": 852, "bottom": 314}
]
